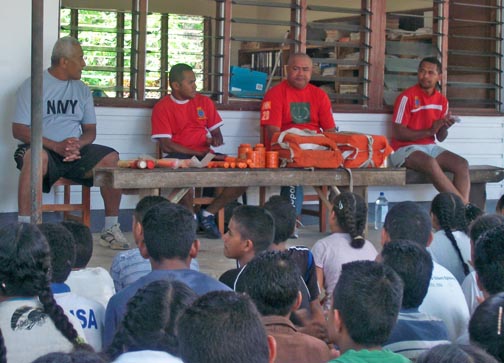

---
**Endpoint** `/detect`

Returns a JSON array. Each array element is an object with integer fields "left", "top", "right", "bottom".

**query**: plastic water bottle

[{"left": 374, "top": 192, "right": 389, "bottom": 230}]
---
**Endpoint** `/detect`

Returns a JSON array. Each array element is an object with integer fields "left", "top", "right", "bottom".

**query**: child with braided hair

[
  {"left": 429, "top": 192, "right": 472, "bottom": 284},
  {"left": 106, "top": 279, "right": 196, "bottom": 363},
  {"left": 0, "top": 223, "right": 88, "bottom": 363},
  {"left": 312, "top": 192, "right": 377, "bottom": 311},
  {"left": 0, "top": 327, "right": 5, "bottom": 363}
]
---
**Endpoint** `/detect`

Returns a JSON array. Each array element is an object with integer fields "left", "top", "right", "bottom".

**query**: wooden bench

[{"left": 406, "top": 165, "right": 504, "bottom": 210}]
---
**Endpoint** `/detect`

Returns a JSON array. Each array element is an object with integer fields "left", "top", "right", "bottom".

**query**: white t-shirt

[
  {"left": 54, "top": 289, "right": 105, "bottom": 351},
  {"left": 429, "top": 230, "right": 472, "bottom": 284},
  {"left": 113, "top": 350, "right": 183, "bottom": 363},
  {"left": 461, "top": 271, "right": 484, "bottom": 315},
  {"left": 0, "top": 298, "right": 78, "bottom": 363},
  {"left": 419, "top": 262, "right": 470, "bottom": 341},
  {"left": 66, "top": 267, "right": 116, "bottom": 308},
  {"left": 312, "top": 232, "right": 378, "bottom": 310}
]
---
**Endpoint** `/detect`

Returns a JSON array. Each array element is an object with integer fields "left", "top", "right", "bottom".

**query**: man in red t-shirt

[
  {"left": 389, "top": 57, "right": 470, "bottom": 204},
  {"left": 151, "top": 63, "right": 246, "bottom": 239},
  {"left": 260, "top": 53, "right": 336, "bottom": 236}
]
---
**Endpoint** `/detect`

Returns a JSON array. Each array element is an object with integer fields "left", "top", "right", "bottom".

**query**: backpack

[
  {"left": 270, "top": 128, "right": 344, "bottom": 168},
  {"left": 324, "top": 131, "right": 393, "bottom": 168}
]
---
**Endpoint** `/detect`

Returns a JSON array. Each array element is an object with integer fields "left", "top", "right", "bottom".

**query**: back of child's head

[
  {"left": 264, "top": 195, "right": 296, "bottom": 244},
  {"left": 0, "top": 327, "right": 5, "bottom": 363},
  {"left": 38, "top": 223, "right": 76, "bottom": 283},
  {"left": 142, "top": 201, "right": 196, "bottom": 262},
  {"left": 332, "top": 260, "right": 403, "bottom": 347},
  {"left": 470, "top": 214, "right": 504, "bottom": 243},
  {"left": 60, "top": 220, "right": 93, "bottom": 269},
  {"left": 32, "top": 350, "right": 108, "bottom": 363},
  {"left": 469, "top": 292, "right": 504, "bottom": 362},
  {"left": 178, "top": 290, "right": 270, "bottom": 363},
  {"left": 381, "top": 239, "right": 433, "bottom": 309},
  {"left": 496, "top": 195, "right": 504, "bottom": 215},
  {"left": 417, "top": 343, "right": 498, "bottom": 363},
  {"left": 107, "top": 279, "right": 197, "bottom": 360},
  {"left": 134, "top": 195, "right": 169, "bottom": 223},
  {"left": 0, "top": 223, "right": 82, "bottom": 349},
  {"left": 331, "top": 192, "right": 367, "bottom": 248},
  {"left": 384, "top": 201, "right": 432, "bottom": 247},
  {"left": 235, "top": 250, "right": 300, "bottom": 316},
  {"left": 231, "top": 205, "right": 274, "bottom": 253},
  {"left": 474, "top": 224, "right": 504, "bottom": 295},
  {"left": 431, "top": 192, "right": 470, "bottom": 276}
]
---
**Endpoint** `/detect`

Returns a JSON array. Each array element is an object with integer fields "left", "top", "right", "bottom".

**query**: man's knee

[
  {"left": 20, "top": 149, "right": 49, "bottom": 175},
  {"left": 98, "top": 151, "right": 120, "bottom": 167}
]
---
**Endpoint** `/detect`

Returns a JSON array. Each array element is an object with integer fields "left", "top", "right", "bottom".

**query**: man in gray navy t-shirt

[{"left": 12, "top": 36, "right": 129, "bottom": 250}]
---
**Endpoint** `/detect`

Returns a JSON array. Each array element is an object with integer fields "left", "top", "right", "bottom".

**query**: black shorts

[{"left": 15, "top": 143, "right": 116, "bottom": 193}]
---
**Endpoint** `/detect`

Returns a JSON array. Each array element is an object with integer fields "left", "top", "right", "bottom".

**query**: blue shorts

[{"left": 389, "top": 144, "right": 447, "bottom": 168}]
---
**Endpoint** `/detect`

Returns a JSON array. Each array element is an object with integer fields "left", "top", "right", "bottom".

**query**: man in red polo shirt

[
  {"left": 151, "top": 63, "right": 246, "bottom": 239},
  {"left": 389, "top": 57, "right": 470, "bottom": 204}
]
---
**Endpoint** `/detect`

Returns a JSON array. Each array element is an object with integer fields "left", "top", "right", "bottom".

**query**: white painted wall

[{"left": 0, "top": 0, "right": 60, "bottom": 213}]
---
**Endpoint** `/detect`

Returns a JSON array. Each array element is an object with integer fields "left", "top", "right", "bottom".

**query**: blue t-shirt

[
  {"left": 103, "top": 268, "right": 230, "bottom": 348},
  {"left": 14, "top": 70, "right": 96, "bottom": 141}
]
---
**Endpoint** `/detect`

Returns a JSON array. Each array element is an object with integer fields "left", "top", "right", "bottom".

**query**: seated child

[
  {"left": 62, "top": 220, "right": 115, "bottom": 307},
  {"left": 417, "top": 343, "right": 498, "bottom": 363},
  {"left": 381, "top": 240, "right": 450, "bottom": 360},
  {"left": 429, "top": 192, "right": 472, "bottom": 284},
  {"left": 178, "top": 290, "right": 276, "bottom": 363},
  {"left": 106, "top": 280, "right": 196, "bottom": 362},
  {"left": 461, "top": 214, "right": 504, "bottom": 314},
  {"left": 264, "top": 195, "right": 326, "bottom": 338},
  {"left": 235, "top": 251, "right": 332, "bottom": 363},
  {"left": 110, "top": 196, "right": 199, "bottom": 292},
  {"left": 219, "top": 205, "right": 274, "bottom": 288},
  {"left": 469, "top": 292, "right": 504, "bottom": 362},
  {"left": 39, "top": 223, "right": 105, "bottom": 352},
  {"left": 312, "top": 192, "right": 377, "bottom": 311},
  {"left": 382, "top": 201, "right": 469, "bottom": 341},
  {"left": 0, "top": 223, "right": 87, "bottom": 363},
  {"left": 326, "top": 260, "right": 409, "bottom": 363}
]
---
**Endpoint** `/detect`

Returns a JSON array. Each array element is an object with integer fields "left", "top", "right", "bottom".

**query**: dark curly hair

[
  {"left": 0, "top": 223, "right": 85, "bottom": 350},
  {"left": 106, "top": 279, "right": 197, "bottom": 360},
  {"left": 0, "top": 327, "right": 5, "bottom": 363},
  {"left": 431, "top": 192, "right": 470, "bottom": 276},
  {"left": 331, "top": 192, "right": 367, "bottom": 248}
]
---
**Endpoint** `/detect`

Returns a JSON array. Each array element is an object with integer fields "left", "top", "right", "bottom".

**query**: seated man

[
  {"left": 327, "top": 260, "right": 409, "bottom": 363},
  {"left": 381, "top": 239, "right": 450, "bottom": 360},
  {"left": 12, "top": 36, "right": 128, "bottom": 250},
  {"left": 260, "top": 53, "right": 336, "bottom": 236},
  {"left": 151, "top": 63, "right": 246, "bottom": 239},
  {"left": 178, "top": 290, "right": 276, "bottom": 363},
  {"left": 235, "top": 251, "right": 331, "bottom": 363},
  {"left": 389, "top": 56, "right": 470, "bottom": 204}
]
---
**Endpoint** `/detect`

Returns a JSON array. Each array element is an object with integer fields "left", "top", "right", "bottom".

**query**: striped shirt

[
  {"left": 391, "top": 84, "right": 448, "bottom": 151},
  {"left": 384, "top": 308, "right": 450, "bottom": 361}
]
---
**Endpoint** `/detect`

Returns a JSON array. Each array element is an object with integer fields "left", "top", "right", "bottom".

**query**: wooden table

[{"left": 94, "top": 166, "right": 407, "bottom": 207}]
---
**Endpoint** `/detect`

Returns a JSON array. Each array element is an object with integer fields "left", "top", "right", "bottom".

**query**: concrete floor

[{"left": 88, "top": 224, "right": 383, "bottom": 281}]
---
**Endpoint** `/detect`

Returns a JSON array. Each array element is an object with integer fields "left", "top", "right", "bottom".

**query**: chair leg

[
  {"left": 63, "top": 183, "right": 71, "bottom": 221},
  {"left": 82, "top": 185, "right": 91, "bottom": 227},
  {"left": 319, "top": 186, "right": 328, "bottom": 232}
]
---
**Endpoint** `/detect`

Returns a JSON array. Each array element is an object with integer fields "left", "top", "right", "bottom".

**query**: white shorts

[{"left": 389, "top": 144, "right": 447, "bottom": 167}]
